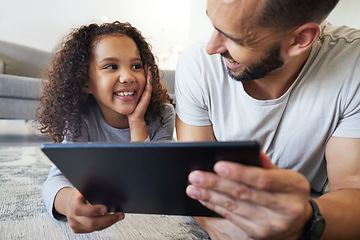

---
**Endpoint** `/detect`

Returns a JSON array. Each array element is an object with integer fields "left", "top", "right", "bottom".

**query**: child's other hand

[
  {"left": 127, "top": 65, "right": 152, "bottom": 124},
  {"left": 65, "top": 188, "right": 124, "bottom": 233}
]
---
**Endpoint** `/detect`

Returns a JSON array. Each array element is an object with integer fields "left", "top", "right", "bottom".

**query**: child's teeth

[{"left": 115, "top": 91, "right": 134, "bottom": 96}]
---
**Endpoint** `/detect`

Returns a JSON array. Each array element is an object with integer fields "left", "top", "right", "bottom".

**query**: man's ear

[{"left": 286, "top": 23, "right": 320, "bottom": 57}]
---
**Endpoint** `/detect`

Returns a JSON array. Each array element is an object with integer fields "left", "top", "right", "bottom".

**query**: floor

[{"left": 0, "top": 119, "right": 49, "bottom": 146}]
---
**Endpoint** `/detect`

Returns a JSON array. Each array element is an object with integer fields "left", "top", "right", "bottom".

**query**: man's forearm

[{"left": 317, "top": 189, "right": 360, "bottom": 239}]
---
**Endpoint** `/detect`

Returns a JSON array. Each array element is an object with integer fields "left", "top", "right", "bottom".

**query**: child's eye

[
  {"left": 104, "top": 64, "right": 117, "bottom": 70},
  {"left": 132, "top": 64, "right": 143, "bottom": 70}
]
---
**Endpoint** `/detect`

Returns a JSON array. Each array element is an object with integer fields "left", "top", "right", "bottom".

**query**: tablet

[{"left": 41, "top": 141, "right": 260, "bottom": 217}]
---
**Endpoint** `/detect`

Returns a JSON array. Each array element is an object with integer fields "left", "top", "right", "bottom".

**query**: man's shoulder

[
  {"left": 180, "top": 38, "right": 222, "bottom": 62},
  {"left": 320, "top": 21, "right": 360, "bottom": 44},
  {"left": 178, "top": 38, "right": 224, "bottom": 76},
  {"left": 314, "top": 21, "right": 360, "bottom": 70}
]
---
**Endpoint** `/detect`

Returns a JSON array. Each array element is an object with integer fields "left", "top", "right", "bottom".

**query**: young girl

[{"left": 37, "top": 21, "right": 175, "bottom": 233}]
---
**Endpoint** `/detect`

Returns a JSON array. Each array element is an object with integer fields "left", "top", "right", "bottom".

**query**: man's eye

[{"left": 104, "top": 65, "right": 117, "bottom": 70}]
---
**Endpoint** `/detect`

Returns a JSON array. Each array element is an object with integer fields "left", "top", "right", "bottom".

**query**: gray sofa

[
  {"left": 0, "top": 40, "right": 175, "bottom": 120},
  {"left": 0, "top": 74, "right": 44, "bottom": 119},
  {"left": 162, "top": 70, "right": 175, "bottom": 101},
  {"left": 0, "top": 40, "right": 50, "bottom": 120}
]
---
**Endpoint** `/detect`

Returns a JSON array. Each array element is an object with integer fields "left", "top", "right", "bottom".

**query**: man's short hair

[{"left": 257, "top": 0, "right": 339, "bottom": 31}]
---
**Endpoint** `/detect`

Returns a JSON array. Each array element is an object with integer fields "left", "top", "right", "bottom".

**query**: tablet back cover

[{"left": 41, "top": 141, "right": 260, "bottom": 217}]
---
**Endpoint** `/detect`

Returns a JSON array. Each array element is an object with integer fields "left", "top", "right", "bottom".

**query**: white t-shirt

[{"left": 175, "top": 22, "right": 360, "bottom": 192}]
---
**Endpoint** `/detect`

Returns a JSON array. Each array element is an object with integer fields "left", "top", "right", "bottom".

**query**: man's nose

[
  {"left": 119, "top": 69, "right": 135, "bottom": 84},
  {"left": 206, "top": 30, "right": 227, "bottom": 55}
]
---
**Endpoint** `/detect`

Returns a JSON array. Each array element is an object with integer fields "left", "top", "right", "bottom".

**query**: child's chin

[{"left": 117, "top": 108, "right": 136, "bottom": 116}]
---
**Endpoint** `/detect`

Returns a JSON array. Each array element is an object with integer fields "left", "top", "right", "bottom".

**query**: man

[{"left": 175, "top": 0, "right": 360, "bottom": 239}]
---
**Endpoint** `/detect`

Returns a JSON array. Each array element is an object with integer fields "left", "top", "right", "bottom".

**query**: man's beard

[{"left": 226, "top": 44, "right": 284, "bottom": 82}]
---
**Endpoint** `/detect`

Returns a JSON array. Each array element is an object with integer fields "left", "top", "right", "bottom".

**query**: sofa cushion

[
  {"left": 0, "top": 60, "right": 4, "bottom": 74},
  {"left": 162, "top": 70, "right": 175, "bottom": 101},
  {"left": 0, "top": 74, "right": 42, "bottom": 100},
  {"left": 0, "top": 40, "right": 50, "bottom": 78},
  {"left": 0, "top": 98, "right": 39, "bottom": 119}
]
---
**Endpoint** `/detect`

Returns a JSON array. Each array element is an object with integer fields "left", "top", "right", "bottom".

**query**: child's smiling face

[{"left": 86, "top": 34, "right": 146, "bottom": 128}]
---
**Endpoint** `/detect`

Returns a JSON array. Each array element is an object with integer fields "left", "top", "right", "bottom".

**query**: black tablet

[{"left": 41, "top": 141, "right": 260, "bottom": 217}]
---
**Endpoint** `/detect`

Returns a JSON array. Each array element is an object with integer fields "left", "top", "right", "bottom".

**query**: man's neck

[{"left": 242, "top": 48, "right": 311, "bottom": 100}]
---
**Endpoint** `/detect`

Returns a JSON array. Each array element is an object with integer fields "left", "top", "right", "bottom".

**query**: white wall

[
  {"left": 0, "top": 0, "right": 358, "bottom": 70},
  {"left": 0, "top": 0, "right": 192, "bottom": 70},
  {"left": 327, "top": 0, "right": 360, "bottom": 28}
]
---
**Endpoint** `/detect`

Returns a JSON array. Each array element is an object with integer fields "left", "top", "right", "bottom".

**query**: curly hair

[{"left": 37, "top": 21, "right": 174, "bottom": 142}]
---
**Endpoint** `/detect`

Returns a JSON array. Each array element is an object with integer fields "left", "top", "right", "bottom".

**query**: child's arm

[
  {"left": 54, "top": 187, "right": 124, "bottom": 233},
  {"left": 42, "top": 165, "right": 73, "bottom": 221},
  {"left": 128, "top": 66, "right": 152, "bottom": 142}
]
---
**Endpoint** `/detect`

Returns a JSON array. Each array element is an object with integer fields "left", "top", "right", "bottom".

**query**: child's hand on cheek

[
  {"left": 128, "top": 65, "right": 152, "bottom": 124},
  {"left": 128, "top": 65, "right": 152, "bottom": 142}
]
